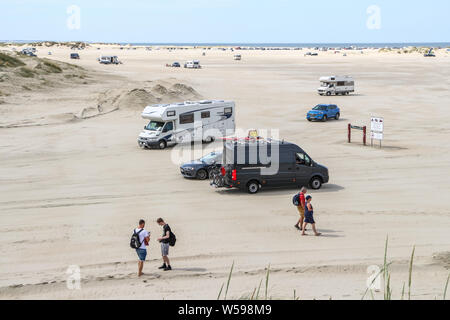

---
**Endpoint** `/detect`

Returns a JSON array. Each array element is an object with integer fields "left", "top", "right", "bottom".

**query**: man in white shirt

[{"left": 134, "top": 219, "right": 150, "bottom": 277}]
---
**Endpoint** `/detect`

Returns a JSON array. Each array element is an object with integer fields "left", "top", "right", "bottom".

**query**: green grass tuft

[{"left": 0, "top": 52, "right": 25, "bottom": 68}]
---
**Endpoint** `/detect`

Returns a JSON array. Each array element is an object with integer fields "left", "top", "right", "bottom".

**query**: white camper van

[
  {"left": 99, "top": 56, "right": 121, "bottom": 65},
  {"left": 184, "top": 60, "right": 201, "bottom": 69},
  {"left": 138, "top": 100, "right": 235, "bottom": 149},
  {"left": 318, "top": 76, "right": 355, "bottom": 96}
]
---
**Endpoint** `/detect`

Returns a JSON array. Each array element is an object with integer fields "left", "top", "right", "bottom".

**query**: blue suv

[{"left": 307, "top": 104, "right": 340, "bottom": 122}]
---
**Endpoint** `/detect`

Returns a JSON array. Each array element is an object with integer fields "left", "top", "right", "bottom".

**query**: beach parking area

[{"left": 0, "top": 45, "right": 449, "bottom": 299}]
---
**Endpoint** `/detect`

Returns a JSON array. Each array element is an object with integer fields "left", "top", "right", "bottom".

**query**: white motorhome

[
  {"left": 99, "top": 56, "right": 120, "bottom": 64},
  {"left": 138, "top": 100, "right": 235, "bottom": 149},
  {"left": 184, "top": 60, "right": 201, "bottom": 69},
  {"left": 318, "top": 76, "right": 355, "bottom": 96}
]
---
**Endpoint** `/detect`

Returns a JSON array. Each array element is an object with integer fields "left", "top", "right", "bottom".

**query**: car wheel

[
  {"left": 322, "top": 115, "right": 328, "bottom": 122},
  {"left": 335, "top": 113, "right": 340, "bottom": 120},
  {"left": 310, "top": 177, "right": 323, "bottom": 190},
  {"left": 196, "top": 169, "right": 208, "bottom": 180},
  {"left": 247, "top": 181, "right": 260, "bottom": 194},
  {"left": 326, "top": 91, "right": 331, "bottom": 96},
  {"left": 158, "top": 140, "right": 167, "bottom": 150},
  {"left": 307, "top": 118, "right": 312, "bottom": 122},
  {"left": 138, "top": 142, "right": 147, "bottom": 149}
]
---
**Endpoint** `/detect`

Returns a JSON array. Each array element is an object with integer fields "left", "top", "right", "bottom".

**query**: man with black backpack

[
  {"left": 294, "top": 187, "right": 308, "bottom": 231},
  {"left": 156, "top": 218, "right": 175, "bottom": 271},
  {"left": 130, "top": 219, "right": 150, "bottom": 277}
]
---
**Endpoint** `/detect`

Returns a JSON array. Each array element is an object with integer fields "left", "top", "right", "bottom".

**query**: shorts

[
  {"left": 297, "top": 206, "right": 305, "bottom": 218},
  {"left": 161, "top": 242, "right": 170, "bottom": 257},
  {"left": 136, "top": 248, "right": 147, "bottom": 261}
]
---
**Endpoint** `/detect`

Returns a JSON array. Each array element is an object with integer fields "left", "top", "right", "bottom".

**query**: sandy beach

[{"left": 0, "top": 44, "right": 449, "bottom": 300}]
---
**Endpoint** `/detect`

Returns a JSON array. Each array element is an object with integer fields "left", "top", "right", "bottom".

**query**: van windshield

[{"left": 145, "top": 121, "right": 165, "bottom": 131}]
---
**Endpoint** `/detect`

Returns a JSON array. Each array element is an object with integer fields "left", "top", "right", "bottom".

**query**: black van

[{"left": 210, "top": 139, "right": 329, "bottom": 194}]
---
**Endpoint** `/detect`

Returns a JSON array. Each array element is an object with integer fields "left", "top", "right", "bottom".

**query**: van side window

[
  {"left": 201, "top": 111, "right": 210, "bottom": 118},
  {"left": 296, "top": 153, "right": 311, "bottom": 166},
  {"left": 180, "top": 113, "right": 194, "bottom": 124},
  {"left": 224, "top": 107, "right": 233, "bottom": 115}
]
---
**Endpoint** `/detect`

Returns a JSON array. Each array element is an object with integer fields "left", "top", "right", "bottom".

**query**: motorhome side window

[
  {"left": 163, "top": 122, "right": 173, "bottom": 132},
  {"left": 180, "top": 113, "right": 194, "bottom": 124},
  {"left": 224, "top": 107, "right": 233, "bottom": 115},
  {"left": 337, "top": 82, "right": 345, "bottom": 86},
  {"left": 201, "top": 111, "right": 210, "bottom": 118}
]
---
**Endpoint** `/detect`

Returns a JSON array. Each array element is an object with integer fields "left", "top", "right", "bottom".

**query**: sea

[{"left": 1, "top": 41, "right": 450, "bottom": 49}]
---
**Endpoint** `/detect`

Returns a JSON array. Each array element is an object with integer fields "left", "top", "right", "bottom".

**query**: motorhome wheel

[{"left": 158, "top": 140, "right": 167, "bottom": 150}]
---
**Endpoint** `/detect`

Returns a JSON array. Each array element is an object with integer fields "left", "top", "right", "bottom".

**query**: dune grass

[
  {"left": 218, "top": 237, "right": 449, "bottom": 300},
  {"left": 16, "top": 67, "right": 35, "bottom": 78},
  {"left": 35, "top": 59, "right": 63, "bottom": 74},
  {"left": 0, "top": 52, "right": 25, "bottom": 68}
]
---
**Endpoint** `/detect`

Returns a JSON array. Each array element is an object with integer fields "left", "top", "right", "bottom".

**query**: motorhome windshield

[
  {"left": 321, "top": 82, "right": 334, "bottom": 87},
  {"left": 145, "top": 121, "right": 165, "bottom": 131}
]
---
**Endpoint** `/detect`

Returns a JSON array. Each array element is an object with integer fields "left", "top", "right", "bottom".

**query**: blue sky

[{"left": 1, "top": 0, "right": 449, "bottom": 43}]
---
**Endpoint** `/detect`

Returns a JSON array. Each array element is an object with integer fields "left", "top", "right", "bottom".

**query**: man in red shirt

[{"left": 295, "top": 187, "right": 307, "bottom": 231}]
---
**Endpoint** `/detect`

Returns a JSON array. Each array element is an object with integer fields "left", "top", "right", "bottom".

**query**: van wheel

[
  {"left": 158, "top": 140, "right": 167, "bottom": 150},
  {"left": 309, "top": 177, "right": 323, "bottom": 190},
  {"left": 196, "top": 169, "right": 208, "bottom": 180},
  {"left": 335, "top": 113, "right": 340, "bottom": 120},
  {"left": 247, "top": 181, "right": 260, "bottom": 194}
]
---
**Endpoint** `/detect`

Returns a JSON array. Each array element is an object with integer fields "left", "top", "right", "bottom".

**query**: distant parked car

[
  {"left": 307, "top": 104, "right": 340, "bottom": 122},
  {"left": 70, "top": 53, "right": 80, "bottom": 59},
  {"left": 180, "top": 151, "right": 222, "bottom": 180},
  {"left": 172, "top": 62, "right": 181, "bottom": 67}
]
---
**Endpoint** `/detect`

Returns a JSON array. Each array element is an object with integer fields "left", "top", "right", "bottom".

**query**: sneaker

[
  {"left": 294, "top": 225, "right": 300, "bottom": 230},
  {"left": 158, "top": 264, "right": 167, "bottom": 270},
  {"left": 164, "top": 265, "right": 172, "bottom": 271}
]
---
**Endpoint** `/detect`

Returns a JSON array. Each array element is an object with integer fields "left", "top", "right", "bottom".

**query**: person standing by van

[
  {"left": 157, "top": 218, "right": 172, "bottom": 271},
  {"left": 302, "top": 196, "right": 322, "bottom": 237},
  {"left": 131, "top": 219, "right": 150, "bottom": 277},
  {"left": 295, "top": 187, "right": 307, "bottom": 231}
]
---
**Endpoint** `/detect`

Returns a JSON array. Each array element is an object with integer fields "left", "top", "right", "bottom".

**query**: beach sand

[{"left": 0, "top": 45, "right": 449, "bottom": 300}]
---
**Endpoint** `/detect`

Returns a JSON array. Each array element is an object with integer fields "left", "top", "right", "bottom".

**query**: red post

[
  {"left": 348, "top": 124, "right": 351, "bottom": 143},
  {"left": 363, "top": 126, "right": 367, "bottom": 146}
]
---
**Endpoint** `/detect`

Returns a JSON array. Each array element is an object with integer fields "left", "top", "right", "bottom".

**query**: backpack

[
  {"left": 130, "top": 229, "right": 144, "bottom": 249},
  {"left": 293, "top": 193, "right": 300, "bottom": 206},
  {"left": 169, "top": 230, "right": 177, "bottom": 247}
]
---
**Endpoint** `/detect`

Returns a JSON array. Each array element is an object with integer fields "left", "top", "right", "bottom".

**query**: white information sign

[
  {"left": 371, "top": 117, "right": 384, "bottom": 133},
  {"left": 371, "top": 131, "right": 383, "bottom": 140}
]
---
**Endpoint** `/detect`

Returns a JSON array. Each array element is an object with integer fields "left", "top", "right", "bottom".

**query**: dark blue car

[
  {"left": 180, "top": 151, "right": 222, "bottom": 180},
  {"left": 307, "top": 104, "right": 340, "bottom": 122}
]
